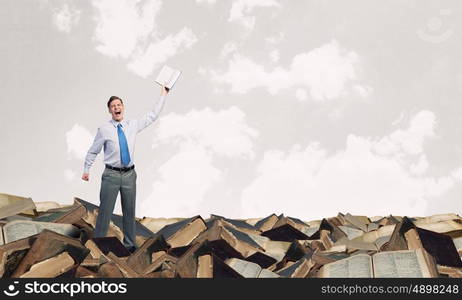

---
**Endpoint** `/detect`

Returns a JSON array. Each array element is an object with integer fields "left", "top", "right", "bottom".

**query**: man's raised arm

[
  {"left": 82, "top": 128, "right": 104, "bottom": 181},
  {"left": 136, "top": 86, "right": 169, "bottom": 133}
]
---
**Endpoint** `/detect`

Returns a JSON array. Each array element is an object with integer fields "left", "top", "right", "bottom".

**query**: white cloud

[
  {"left": 196, "top": 0, "right": 281, "bottom": 30},
  {"left": 196, "top": 0, "right": 217, "bottom": 4},
  {"left": 64, "top": 169, "right": 76, "bottom": 182},
  {"left": 140, "top": 144, "right": 223, "bottom": 217},
  {"left": 91, "top": 0, "right": 198, "bottom": 77},
  {"left": 451, "top": 167, "right": 462, "bottom": 180},
  {"left": 409, "top": 154, "right": 429, "bottom": 175},
  {"left": 241, "top": 110, "right": 460, "bottom": 220},
  {"left": 220, "top": 41, "right": 238, "bottom": 59},
  {"left": 423, "top": 176, "right": 455, "bottom": 198},
  {"left": 139, "top": 106, "right": 258, "bottom": 217},
  {"left": 52, "top": 3, "right": 81, "bottom": 33},
  {"left": 153, "top": 106, "right": 259, "bottom": 158},
  {"left": 295, "top": 88, "right": 307, "bottom": 102},
  {"left": 92, "top": 0, "right": 161, "bottom": 59},
  {"left": 373, "top": 110, "right": 436, "bottom": 156},
  {"left": 210, "top": 54, "right": 290, "bottom": 95},
  {"left": 127, "top": 27, "right": 197, "bottom": 78},
  {"left": 66, "top": 124, "right": 94, "bottom": 161},
  {"left": 269, "top": 49, "right": 279, "bottom": 63},
  {"left": 197, "top": 66, "right": 207, "bottom": 76},
  {"left": 210, "top": 39, "right": 371, "bottom": 102},
  {"left": 353, "top": 84, "right": 372, "bottom": 98},
  {"left": 265, "top": 32, "right": 285, "bottom": 44},
  {"left": 228, "top": 0, "right": 281, "bottom": 29}
]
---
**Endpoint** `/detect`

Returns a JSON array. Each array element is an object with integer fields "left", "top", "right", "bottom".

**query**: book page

[
  {"left": 373, "top": 249, "right": 430, "bottom": 278},
  {"left": 415, "top": 220, "right": 462, "bottom": 233},
  {"left": 367, "top": 223, "right": 379, "bottom": 232},
  {"left": 246, "top": 232, "right": 271, "bottom": 249},
  {"left": 20, "top": 252, "right": 75, "bottom": 278},
  {"left": 352, "top": 224, "right": 395, "bottom": 244},
  {"left": 256, "top": 215, "right": 279, "bottom": 231},
  {"left": 339, "top": 225, "right": 364, "bottom": 240},
  {"left": 300, "top": 226, "right": 319, "bottom": 238},
  {"left": 374, "top": 235, "right": 391, "bottom": 249},
  {"left": 413, "top": 214, "right": 461, "bottom": 225},
  {"left": 344, "top": 213, "right": 368, "bottom": 232},
  {"left": 262, "top": 240, "right": 292, "bottom": 262},
  {"left": 258, "top": 268, "right": 280, "bottom": 278},
  {"left": 168, "top": 70, "right": 181, "bottom": 89},
  {"left": 140, "top": 217, "right": 184, "bottom": 234},
  {"left": 453, "top": 236, "right": 462, "bottom": 251},
  {"left": 168, "top": 218, "right": 206, "bottom": 248},
  {"left": 3, "top": 220, "right": 80, "bottom": 244},
  {"left": 321, "top": 254, "right": 373, "bottom": 278},
  {"left": 225, "top": 258, "right": 261, "bottom": 278},
  {"left": 0, "top": 193, "right": 36, "bottom": 219},
  {"left": 155, "top": 65, "right": 181, "bottom": 89},
  {"left": 335, "top": 239, "right": 377, "bottom": 252},
  {"left": 197, "top": 254, "right": 213, "bottom": 278}
]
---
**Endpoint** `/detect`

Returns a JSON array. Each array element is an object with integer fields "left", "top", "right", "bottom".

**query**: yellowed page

[
  {"left": 225, "top": 258, "right": 262, "bottom": 278},
  {"left": 321, "top": 254, "right": 373, "bottom": 278},
  {"left": 373, "top": 249, "right": 431, "bottom": 278},
  {"left": 3, "top": 220, "right": 79, "bottom": 243}
]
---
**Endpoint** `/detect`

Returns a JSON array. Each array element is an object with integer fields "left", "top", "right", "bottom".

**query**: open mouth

[{"left": 115, "top": 111, "right": 121, "bottom": 116}]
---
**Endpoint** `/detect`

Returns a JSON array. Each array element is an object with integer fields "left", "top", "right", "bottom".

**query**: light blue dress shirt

[{"left": 83, "top": 95, "right": 166, "bottom": 173}]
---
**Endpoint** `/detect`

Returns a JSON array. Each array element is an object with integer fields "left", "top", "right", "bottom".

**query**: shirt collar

[{"left": 110, "top": 119, "right": 127, "bottom": 128}]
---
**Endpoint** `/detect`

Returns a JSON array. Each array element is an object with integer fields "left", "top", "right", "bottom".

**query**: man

[{"left": 82, "top": 85, "right": 169, "bottom": 252}]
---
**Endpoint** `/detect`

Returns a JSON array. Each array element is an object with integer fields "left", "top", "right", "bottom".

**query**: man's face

[{"left": 109, "top": 99, "right": 124, "bottom": 122}]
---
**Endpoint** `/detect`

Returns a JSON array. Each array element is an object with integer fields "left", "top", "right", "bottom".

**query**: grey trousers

[{"left": 94, "top": 167, "right": 137, "bottom": 249}]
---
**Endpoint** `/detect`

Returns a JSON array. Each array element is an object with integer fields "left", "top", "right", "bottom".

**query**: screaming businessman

[{"left": 82, "top": 85, "right": 169, "bottom": 252}]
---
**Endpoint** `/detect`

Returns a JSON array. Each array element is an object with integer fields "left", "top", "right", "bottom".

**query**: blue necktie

[{"left": 117, "top": 124, "right": 131, "bottom": 166}]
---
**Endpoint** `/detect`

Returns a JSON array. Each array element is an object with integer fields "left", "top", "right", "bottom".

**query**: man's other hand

[
  {"left": 82, "top": 173, "right": 90, "bottom": 181},
  {"left": 161, "top": 85, "right": 169, "bottom": 96}
]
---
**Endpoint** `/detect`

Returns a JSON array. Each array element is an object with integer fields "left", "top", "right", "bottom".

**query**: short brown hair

[{"left": 107, "top": 96, "right": 123, "bottom": 108}]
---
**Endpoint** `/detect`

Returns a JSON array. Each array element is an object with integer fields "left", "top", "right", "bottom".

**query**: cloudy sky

[{"left": 1, "top": 0, "right": 461, "bottom": 220}]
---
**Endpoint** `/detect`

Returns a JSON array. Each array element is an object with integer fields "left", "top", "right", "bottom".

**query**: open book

[
  {"left": 155, "top": 65, "right": 182, "bottom": 90},
  {"left": 318, "top": 249, "right": 436, "bottom": 278}
]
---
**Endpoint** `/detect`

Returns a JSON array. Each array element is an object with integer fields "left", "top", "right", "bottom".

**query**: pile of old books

[{"left": 1, "top": 193, "right": 461, "bottom": 278}]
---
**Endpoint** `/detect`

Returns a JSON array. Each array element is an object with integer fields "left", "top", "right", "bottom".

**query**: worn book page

[
  {"left": 352, "top": 224, "right": 395, "bottom": 244},
  {"left": 320, "top": 254, "right": 373, "bottom": 278},
  {"left": 3, "top": 220, "right": 80, "bottom": 244},
  {"left": 339, "top": 226, "right": 364, "bottom": 240},
  {"left": 261, "top": 240, "right": 292, "bottom": 262},
  {"left": 20, "top": 252, "right": 75, "bottom": 278},
  {"left": 168, "top": 218, "right": 206, "bottom": 248},
  {"left": 373, "top": 249, "right": 431, "bottom": 278},
  {"left": 33, "top": 201, "right": 62, "bottom": 212},
  {"left": 255, "top": 214, "right": 279, "bottom": 232},
  {"left": 334, "top": 238, "right": 377, "bottom": 252},
  {"left": 344, "top": 213, "right": 368, "bottom": 232},
  {"left": 374, "top": 235, "right": 391, "bottom": 249},
  {"left": 300, "top": 226, "right": 320, "bottom": 238},
  {"left": 437, "top": 265, "right": 462, "bottom": 278},
  {"left": 367, "top": 223, "right": 379, "bottom": 232},
  {"left": 415, "top": 220, "right": 462, "bottom": 234},
  {"left": 140, "top": 217, "right": 185, "bottom": 234},
  {"left": 226, "top": 258, "right": 262, "bottom": 278},
  {"left": 258, "top": 268, "right": 280, "bottom": 278},
  {"left": 413, "top": 214, "right": 461, "bottom": 225},
  {"left": 197, "top": 254, "right": 213, "bottom": 278},
  {"left": 155, "top": 65, "right": 181, "bottom": 89},
  {"left": 246, "top": 232, "right": 271, "bottom": 249},
  {"left": 0, "top": 193, "right": 36, "bottom": 219},
  {"left": 453, "top": 236, "right": 462, "bottom": 252}
]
